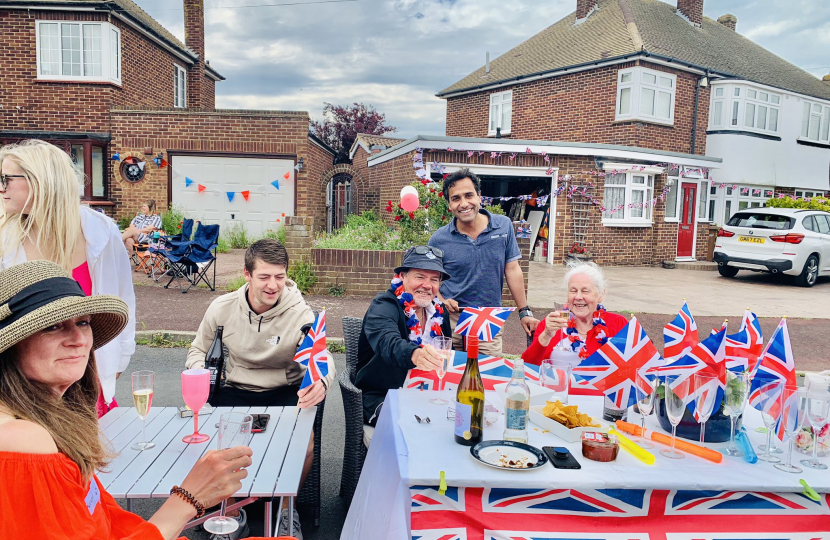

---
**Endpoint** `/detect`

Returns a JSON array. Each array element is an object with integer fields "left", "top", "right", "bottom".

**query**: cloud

[{"left": 133, "top": 0, "right": 830, "bottom": 136}]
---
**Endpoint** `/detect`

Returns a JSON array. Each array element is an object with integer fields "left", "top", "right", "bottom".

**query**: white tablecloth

[{"left": 340, "top": 388, "right": 830, "bottom": 540}]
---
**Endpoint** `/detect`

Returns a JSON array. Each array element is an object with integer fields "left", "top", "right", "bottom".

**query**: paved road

[{"left": 113, "top": 346, "right": 347, "bottom": 540}]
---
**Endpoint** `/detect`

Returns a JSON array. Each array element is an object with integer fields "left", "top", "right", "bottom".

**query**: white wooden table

[{"left": 98, "top": 405, "right": 316, "bottom": 536}]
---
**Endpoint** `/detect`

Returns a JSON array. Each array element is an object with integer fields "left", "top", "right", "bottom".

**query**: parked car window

[
  {"left": 802, "top": 216, "right": 816, "bottom": 232},
  {"left": 815, "top": 215, "right": 830, "bottom": 234},
  {"left": 726, "top": 212, "right": 794, "bottom": 230}
]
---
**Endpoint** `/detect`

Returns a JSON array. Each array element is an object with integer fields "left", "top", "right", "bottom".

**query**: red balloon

[{"left": 401, "top": 192, "right": 420, "bottom": 212}]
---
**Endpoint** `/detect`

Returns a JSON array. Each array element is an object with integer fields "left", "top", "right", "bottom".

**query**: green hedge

[{"left": 766, "top": 196, "right": 830, "bottom": 212}]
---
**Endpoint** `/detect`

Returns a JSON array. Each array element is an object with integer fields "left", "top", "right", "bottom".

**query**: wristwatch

[{"left": 518, "top": 306, "right": 534, "bottom": 319}]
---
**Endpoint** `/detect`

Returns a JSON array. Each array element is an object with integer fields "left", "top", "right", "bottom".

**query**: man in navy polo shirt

[{"left": 429, "top": 168, "right": 539, "bottom": 356}]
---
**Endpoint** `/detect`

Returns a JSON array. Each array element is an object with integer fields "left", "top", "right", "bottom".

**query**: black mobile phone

[
  {"left": 543, "top": 446, "right": 581, "bottom": 469},
  {"left": 251, "top": 414, "right": 270, "bottom": 433}
]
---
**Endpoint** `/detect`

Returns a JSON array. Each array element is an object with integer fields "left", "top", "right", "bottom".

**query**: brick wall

[
  {"left": 284, "top": 215, "right": 314, "bottom": 263},
  {"left": 109, "top": 108, "right": 311, "bottom": 219},
  {"left": 350, "top": 146, "right": 380, "bottom": 214},
  {"left": 306, "top": 140, "right": 336, "bottom": 229},
  {"left": 445, "top": 61, "right": 710, "bottom": 155}
]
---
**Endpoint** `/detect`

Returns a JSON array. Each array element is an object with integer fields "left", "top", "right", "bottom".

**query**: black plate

[{"left": 470, "top": 440, "right": 548, "bottom": 471}]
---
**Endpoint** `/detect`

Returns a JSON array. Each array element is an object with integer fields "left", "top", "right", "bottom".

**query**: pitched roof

[
  {"left": 349, "top": 133, "right": 407, "bottom": 158},
  {"left": 438, "top": 0, "right": 830, "bottom": 102}
]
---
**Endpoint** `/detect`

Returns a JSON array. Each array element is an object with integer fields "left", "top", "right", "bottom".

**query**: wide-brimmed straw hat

[{"left": 0, "top": 260, "right": 129, "bottom": 354}]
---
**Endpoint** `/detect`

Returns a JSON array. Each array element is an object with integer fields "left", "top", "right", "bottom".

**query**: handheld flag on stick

[
  {"left": 454, "top": 307, "right": 514, "bottom": 342},
  {"left": 293, "top": 311, "right": 328, "bottom": 390},
  {"left": 663, "top": 301, "right": 699, "bottom": 360},
  {"left": 724, "top": 310, "right": 763, "bottom": 373},
  {"left": 749, "top": 318, "right": 796, "bottom": 440}
]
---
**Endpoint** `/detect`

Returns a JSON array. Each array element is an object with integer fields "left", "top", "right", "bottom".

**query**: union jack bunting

[
  {"left": 572, "top": 316, "right": 662, "bottom": 409},
  {"left": 749, "top": 319, "right": 796, "bottom": 437},
  {"left": 455, "top": 307, "right": 515, "bottom": 342},
  {"left": 663, "top": 301, "right": 699, "bottom": 360},
  {"left": 405, "top": 352, "right": 540, "bottom": 391},
  {"left": 292, "top": 310, "right": 328, "bottom": 389},
  {"left": 724, "top": 310, "right": 764, "bottom": 373}
]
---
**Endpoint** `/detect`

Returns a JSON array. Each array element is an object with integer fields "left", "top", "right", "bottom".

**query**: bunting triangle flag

[
  {"left": 137, "top": 161, "right": 146, "bottom": 171},
  {"left": 227, "top": 192, "right": 235, "bottom": 202},
  {"left": 241, "top": 190, "right": 250, "bottom": 201},
  {"left": 111, "top": 152, "right": 120, "bottom": 161},
  {"left": 198, "top": 184, "right": 206, "bottom": 193},
  {"left": 271, "top": 179, "right": 280, "bottom": 190},
  {"left": 160, "top": 158, "right": 168, "bottom": 168},
  {"left": 185, "top": 177, "right": 193, "bottom": 187},
  {"left": 283, "top": 171, "right": 291, "bottom": 180}
]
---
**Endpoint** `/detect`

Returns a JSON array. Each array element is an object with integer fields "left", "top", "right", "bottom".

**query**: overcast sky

[{"left": 131, "top": 0, "right": 830, "bottom": 137}]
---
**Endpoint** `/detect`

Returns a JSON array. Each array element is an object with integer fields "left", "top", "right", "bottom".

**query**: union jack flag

[
  {"left": 572, "top": 316, "right": 662, "bottom": 409},
  {"left": 724, "top": 310, "right": 764, "bottom": 373},
  {"left": 663, "top": 301, "right": 699, "bottom": 360},
  {"left": 665, "top": 489, "right": 829, "bottom": 516},
  {"left": 749, "top": 319, "right": 796, "bottom": 438},
  {"left": 405, "top": 352, "right": 540, "bottom": 391},
  {"left": 292, "top": 310, "right": 328, "bottom": 389},
  {"left": 455, "top": 307, "right": 515, "bottom": 342}
]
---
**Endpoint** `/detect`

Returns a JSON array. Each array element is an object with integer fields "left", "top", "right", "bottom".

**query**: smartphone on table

[{"left": 543, "top": 446, "right": 581, "bottom": 469}]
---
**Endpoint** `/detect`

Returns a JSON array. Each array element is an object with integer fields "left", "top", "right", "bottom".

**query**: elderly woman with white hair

[{"left": 523, "top": 261, "right": 628, "bottom": 365}]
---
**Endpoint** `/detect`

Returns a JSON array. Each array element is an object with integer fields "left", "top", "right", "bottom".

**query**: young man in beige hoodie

[{"left": 186, "top": 239, "right": 334, "bottom": 540}]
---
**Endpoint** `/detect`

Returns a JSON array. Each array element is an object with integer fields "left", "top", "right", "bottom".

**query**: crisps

[{"left": 542, "top": 400, "right": 601, "bottom": 429}]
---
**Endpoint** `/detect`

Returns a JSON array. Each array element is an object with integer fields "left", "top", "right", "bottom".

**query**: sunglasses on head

[{"left": 405, "top": 245, "right": 444, "bottom": 259}]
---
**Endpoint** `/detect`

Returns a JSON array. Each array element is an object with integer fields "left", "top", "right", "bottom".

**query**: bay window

[
  {"left": 710, "top": 84, "right": 780, "bottom": 134},
  {"left": 615, "top": 67, "right": 676, "bottom": 124},
  {"left": 488, "top": 91, "right": 512, "bottom": 135},
  {"left": 37, "top": 21, "right": 121, "bottom": 84},
  {"left": 800, "top": 100, "right": 830, "bottom": 144}
]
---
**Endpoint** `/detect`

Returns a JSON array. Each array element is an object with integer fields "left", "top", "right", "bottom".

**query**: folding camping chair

[
  {"left": 162, "top": 223, "right": 220, "bottom": 293},
  {"left": 159, "top": 218, "right": 194, "bottom": 250}
]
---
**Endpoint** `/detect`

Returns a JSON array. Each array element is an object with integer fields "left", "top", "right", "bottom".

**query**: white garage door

[{"left": 170, "top": 155, "right": 295, "bottom": 237}]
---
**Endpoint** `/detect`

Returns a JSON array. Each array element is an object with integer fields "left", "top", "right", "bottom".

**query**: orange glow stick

[{"left": 615, "top": 420, "right": 723, "bottom": 464}]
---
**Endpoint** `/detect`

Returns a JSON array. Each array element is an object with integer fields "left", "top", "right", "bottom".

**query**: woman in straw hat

[
  {"left": 0, "top": 261, "right": 253, "bottom": 540},
  {"left": 0, "top": 139, "right": 136, "bottom": 417}
]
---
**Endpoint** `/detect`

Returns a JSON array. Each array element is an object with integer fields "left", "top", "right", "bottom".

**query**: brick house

[
  {"left": 0, "top": 0, "right": 334, "bottom": 233},
  {"left": 355, "top": 0, "right": 829, "bottom": 266}
]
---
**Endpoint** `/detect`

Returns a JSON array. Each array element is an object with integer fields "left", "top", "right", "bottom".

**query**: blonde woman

[
  {"left": 122, "top": 198, "right": 163, "bottom": 252},
  {"left": 0, "top": 139, "right": 135, "bottom": 417},
  {"left": 0, "top": 260, "right": 253, "bottom": 540}
]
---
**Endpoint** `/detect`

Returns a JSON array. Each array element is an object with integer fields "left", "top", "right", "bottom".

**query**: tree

[{"left": 310, "top": 102, "right": 397, "bottom": 162}]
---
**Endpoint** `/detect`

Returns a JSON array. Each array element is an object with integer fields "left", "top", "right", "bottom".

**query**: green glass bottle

[{"left": 454, "top": 335, "right": 485, "bottom": 446}]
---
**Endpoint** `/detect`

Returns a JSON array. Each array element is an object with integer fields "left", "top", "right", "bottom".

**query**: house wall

[
  {"left": 306, "top": 139, "right": 336, "bottom": 230},
  {"left": 109, "top": 108, "right": 312, "bottom": 220},
  {"left": 445, "top": 61, "right": 710, "bottom": 156}
]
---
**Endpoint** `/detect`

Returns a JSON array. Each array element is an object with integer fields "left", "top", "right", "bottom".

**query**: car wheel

[
  {"left": 717, "top": 264, "right": 739, "bottom": 278},
  {"left": 794, "top": 255, "right": 819, "bottom": 287}
]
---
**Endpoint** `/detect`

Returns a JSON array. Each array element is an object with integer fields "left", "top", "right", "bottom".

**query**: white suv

[{"left": 713, "top": 207, "right": 830, "bottom": 287}]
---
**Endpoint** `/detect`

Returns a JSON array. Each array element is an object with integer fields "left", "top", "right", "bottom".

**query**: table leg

[
  {"left": 289, "top": 496, "right": 294, "bottom": 538},
  {"left": 264, "top": 498, "right": 273, "bottom": 537}
]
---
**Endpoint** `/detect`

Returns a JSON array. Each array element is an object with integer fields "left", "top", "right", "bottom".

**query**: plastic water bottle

[{"left": 503, "top": 358, "right": 530, "bottom": 443}]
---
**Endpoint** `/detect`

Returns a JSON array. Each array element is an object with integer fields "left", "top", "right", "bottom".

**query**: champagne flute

[
  {"left": 552, "top": 301, "right": 571, "bottom": 351},
  {"left": 775, "top": 385, "right": 806, "bottom": 474},
  {"left": 660, "top": 375, "right": 688, "bottom": 459},
  {"left": 430, "top": 337, "right": 453, "bottom": 405},
  {"left": 131, "top": 371, "right": 155, "bottom": 451},
  {"left": 723, "top": 371, "right": 750, "bottom": 457},
  {"left": 800, "top": 393, "right": 830, "bottom": 470},
  {"left": 202, "top": 412, "right": 254, "bottom": 535},
  {"left": 181, "top": 368, "right": 211, "bottom": 444},
  {"left": 757, "top": 379, "right": 783, "bottom": 463},
  {"left": 634, "top": 374, "right": 656, "bottom": 448},
  {"left": 692, "top": 372, "right": 719, "bottom": 444}
]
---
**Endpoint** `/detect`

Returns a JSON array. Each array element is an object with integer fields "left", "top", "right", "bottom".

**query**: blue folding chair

[
  {"left": 163, "top": 223, "right": 220, "bottom": 293},
  {"left": 160, "top": 218, "right": 195, "bottom": 250}
]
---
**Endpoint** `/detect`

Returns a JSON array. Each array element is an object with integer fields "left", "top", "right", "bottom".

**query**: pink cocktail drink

[{"left": 181, "top": 368, "right": 210, "bottom": 443}]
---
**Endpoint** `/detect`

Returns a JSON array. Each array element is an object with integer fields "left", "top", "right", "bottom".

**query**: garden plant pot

[{"left": 654, "top": 395, "right": 740, "bottom": 443}]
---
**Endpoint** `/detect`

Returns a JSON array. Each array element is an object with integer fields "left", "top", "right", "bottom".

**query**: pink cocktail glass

[{"left": 181, "top": 368, "right": 211, "bottom": 443}]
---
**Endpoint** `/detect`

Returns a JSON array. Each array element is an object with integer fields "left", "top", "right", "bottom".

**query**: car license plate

[{"left": 738, "top": 236, "right": 765, "bottom": 244}]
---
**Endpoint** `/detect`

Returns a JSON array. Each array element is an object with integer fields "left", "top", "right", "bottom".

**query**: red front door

[{"left": 677, "top": 182, "right": 697, "bottom": 258}]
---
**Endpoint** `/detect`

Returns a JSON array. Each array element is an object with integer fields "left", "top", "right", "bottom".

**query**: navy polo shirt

[{"left": 428, "top": 209, "right": 521, "bottom": 308}]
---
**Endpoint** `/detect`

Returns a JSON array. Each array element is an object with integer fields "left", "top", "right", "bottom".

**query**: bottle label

[
  {"left": 505, "top": 406, "right": 528, "bottom": 431},
  {"left": 454, "top": 401, "right": 472, "bottom": 439}
]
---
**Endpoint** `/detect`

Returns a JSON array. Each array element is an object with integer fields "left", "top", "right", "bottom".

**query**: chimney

[
  {"left": 183, "top": 0, "right": 205, "bottom": 109},
  {"left": 576, "top": 0, "right": 598, "bottom": 21},
  {"left": 823, "top": 74, "right": 830, "bottom": 86},
  {"left": 676, "top": 0, "right": 703, "bottom": 27},
  {"left": 717, "top": 13, "right": 737, "bottom": 31}
]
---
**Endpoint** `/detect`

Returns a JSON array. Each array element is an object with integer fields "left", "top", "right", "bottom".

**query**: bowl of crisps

[{"left": 529, "top": 400, "right": 608, "bottom": 443}]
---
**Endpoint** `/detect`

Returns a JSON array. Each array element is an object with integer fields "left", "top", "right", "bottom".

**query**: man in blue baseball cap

[{"left": 355, "top": 246, "right": 454, "bottom": 444}]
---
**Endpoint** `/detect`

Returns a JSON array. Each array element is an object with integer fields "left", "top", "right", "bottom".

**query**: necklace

[
  {"left": 564, "top": 304, "right": 608, "bottom": 359},
  {"left": 389, "top": 274, "right": 445, "bottom": 345}
]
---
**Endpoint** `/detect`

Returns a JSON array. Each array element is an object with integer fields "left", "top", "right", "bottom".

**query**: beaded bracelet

[{"left": 170, "top": 485, "right": 206, "bottom": 518}]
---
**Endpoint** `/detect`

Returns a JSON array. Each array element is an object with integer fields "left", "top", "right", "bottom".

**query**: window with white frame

[
  {"left": 800, "top": 100, "right": 830, "bottom": 143},
  {"left": 737, "top": 186, "right": 773, "bottom": 211},
  {"left": 37, "top": 21, "right": 121, "bottom": 84},
  {"left": 602, "top": 172, "right": 655, "bottom": 224},
  {"left": 664, "top": 177, "right": 680, "bottom": 220},
  {"left": 615, "top": 67, "right": 676, "bottom": 125},
  {"left": 710, "top": 84, "right": 780, "bottom": 134},
  {"left": 488, "top": 91, "right": 512, "bottom": 135},
  {"left": 174, "top": 64, "right": 187, "bottom": 108},
  {"left": 794, "top": 189, "right": 826, "bottom": 199}
]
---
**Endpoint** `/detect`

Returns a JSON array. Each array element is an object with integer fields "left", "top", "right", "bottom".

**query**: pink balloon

[{"left": 401, "top": 192, "right": 420, "bottom": 212}]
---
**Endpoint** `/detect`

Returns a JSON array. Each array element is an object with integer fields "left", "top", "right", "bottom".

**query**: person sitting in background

[
  {"left": 523, "top": 261, "right": 627, "bottom": 365},
  {"left": 355, "top": 246, "right": 453, "bottom": 445},
  {"left": 122, "top": 199, "right": 162, "bottom": 252},
  {"left": 0, "top": 260, "right": 253, "bottom": 540}
]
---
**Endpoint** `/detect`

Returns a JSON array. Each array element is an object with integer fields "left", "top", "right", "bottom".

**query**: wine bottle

[
  {"left": 454, "top": 335, "right": 485, "bottom": 446},
  {"left": 503, "top": 358, "right": 530, "bottom": 443},
  {"left": 206, "top": 325, "right": 225, "bottom": 403}
]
